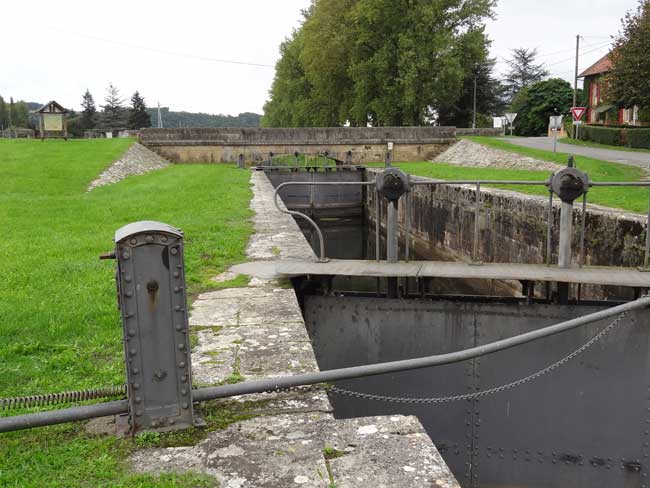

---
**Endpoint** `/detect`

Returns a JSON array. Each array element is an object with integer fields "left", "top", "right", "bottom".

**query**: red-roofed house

[{"left": 579, "top": 54, "right": 641, "bottom": 126}]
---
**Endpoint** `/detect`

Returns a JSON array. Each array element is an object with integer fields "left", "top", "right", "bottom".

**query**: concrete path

[{"left": 504, "top": 137, "right": 650, "bottom": 169}]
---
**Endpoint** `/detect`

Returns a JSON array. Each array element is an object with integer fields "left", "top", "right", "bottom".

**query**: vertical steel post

[
  {"left": 386, "top": 200, "right": 399, "bottom": 298},
  {"left": 473, "top": 182, "right": 481, "bottom": 263},
  {"left": 375, "top": 189, "right": 381, "bottom": 262},
  {"left": 237, "top": 154, "right": 245, "bottom": 169},
  {"left": 558, "top": 202, "right": 574, "bottom": 268},
  {"left": 579, "top": 192, "right": 588, "bottom": 267},
  {"left": 645, "top": 192, "right": 650, "bottom": 269},
  {"left": 404, "top": 191, "right": 411, "bottom": 263},
  {"left": 546, "top": 190, "right": 553, "bottom": 265}
]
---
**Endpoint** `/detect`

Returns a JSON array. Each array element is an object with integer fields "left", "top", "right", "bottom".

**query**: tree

[
  {"left": 437, "top": 28, "right": 507, "bottom": 127},
  {"left": 80, "top": 90, "right": 97, "bottom": 131},
  {"left": 510, "top": 78, "right": 573, "bottom": 136},
  {"left": 504, "top": 48, "right": 549, "bottom": 103},
  {"left": 263, "top": 0, "right": 497, "bottom": 127},
  {"left": 0, "top": 96, "right": 7, "bottom": 130},
  {"left": 127, "top": 91, "right": 151, "bottom": 129},
  {"left": 609, "top": 0, "right": 650, "bottom": 109},
  {"left": 100, "top": 83, "right": 126, "bottom": 128}
]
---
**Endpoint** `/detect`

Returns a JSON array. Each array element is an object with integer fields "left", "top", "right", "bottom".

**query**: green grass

[
  {"left": 0, "top": 138, "right": 254, "bottom": 486},
  {"left": 392, "top": 136, "right": 649, "bottom": 213},
  {"left": 558, "top": 137, "right": 650, "bottom": 154}
]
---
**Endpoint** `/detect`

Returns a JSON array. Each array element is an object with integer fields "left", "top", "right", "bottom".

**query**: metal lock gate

[{"left": 114, "top": 221, "right": 195, "bottom": 433}]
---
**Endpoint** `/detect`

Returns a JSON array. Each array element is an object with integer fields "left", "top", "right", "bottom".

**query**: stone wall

[
  {"left": 140, "top": 127, "right": 456, "bottom": 164},
  {"left": 366, "top": 171, "right": 648, "bottom": 299},
  {"left": 455, "top": 128, "right": 504, "bottom": 137}
]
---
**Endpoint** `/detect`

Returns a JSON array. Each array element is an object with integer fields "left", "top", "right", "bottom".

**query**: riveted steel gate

[{"left": 114, "top": 221, "right": 195, "bottom": 434}]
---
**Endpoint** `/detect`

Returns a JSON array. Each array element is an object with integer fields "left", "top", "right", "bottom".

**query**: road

[{"left": 504, "top": 137, "right": 650, "bottom": 169}]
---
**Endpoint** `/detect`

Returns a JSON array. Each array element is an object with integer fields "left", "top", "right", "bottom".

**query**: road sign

[
  {"left": 505, "top": 113, "right": 517, "bottom": 124},
  {"left": 571, "top": 107, "right": 587, "bottom": 122},
  {"left": 549, "top": 115, "right": 564, "bottom": 130},
  {"left": 573, "top": 121, "right": 583, "bottom": 126}
]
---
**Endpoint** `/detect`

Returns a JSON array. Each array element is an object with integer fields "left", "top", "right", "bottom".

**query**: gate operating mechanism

[{"left": 114, "top": 221, "right": 196, "bottom": 434}]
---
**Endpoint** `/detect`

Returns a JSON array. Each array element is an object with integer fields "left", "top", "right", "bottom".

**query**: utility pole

[
  {"left": 572, "top": 34, "right": 581, "bottom": 139},
  {"left": 472, "top": 73, "right": 478, "bottom": 129},
  {"left": 157, "top": 102, "right": 163, "bottom": 129}
]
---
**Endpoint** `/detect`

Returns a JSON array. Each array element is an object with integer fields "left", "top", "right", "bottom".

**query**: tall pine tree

[
  {"left": 80, "top": 90, "right": 97, "bottom": 131},
  {"left": 503, "top": 48, "right": 549, "bottom": 104},
  {"left": 127, "top": 91, "right": 151, "bottom": 130},
  {"left": 100, "top": 83, "right": 126, "bottom": 128},
  {"left": 0, "top": 96, "right": 7, "bottom": 130}
]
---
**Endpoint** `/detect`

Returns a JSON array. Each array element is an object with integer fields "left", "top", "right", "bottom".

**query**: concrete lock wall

[
  {"left": 140, "top": 127, "right": 456, "bottom": 164},
  {"left": 365, "top": 172, "right": 648, "bottom": 299}
]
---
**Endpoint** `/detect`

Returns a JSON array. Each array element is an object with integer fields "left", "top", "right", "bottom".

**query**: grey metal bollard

[
  {"left": 114, "top": 221, "right": 195, "bottom": 434},
  {"left": 237, "top": 154, "right": 245, "bottom": 169}
]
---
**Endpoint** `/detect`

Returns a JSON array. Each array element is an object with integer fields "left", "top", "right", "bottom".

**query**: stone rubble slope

[
  {"left": 87, "top": 142, "right": 170, "bottom": 191},
  {"left": 434, "top": 138, "right": 563, "bottom": 172}
]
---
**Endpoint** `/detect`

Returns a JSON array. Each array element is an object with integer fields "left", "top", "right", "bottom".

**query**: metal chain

[{"left": 325, "top": 311, "right": 629, "bottom": 404}]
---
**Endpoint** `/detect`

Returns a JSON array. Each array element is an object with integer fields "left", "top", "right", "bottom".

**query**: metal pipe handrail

[
  {"left": 3, "top": 295, "right": 648, "bottom": 434},
  {"left": 273, "top": 181, "right": 375, "bottom": 262}
]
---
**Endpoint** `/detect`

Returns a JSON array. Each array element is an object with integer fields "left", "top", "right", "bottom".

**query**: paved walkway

[
  {"left": 131, "top": 172, "right": 460, "bottom": 488},
  {"left": 504, "top": 137, "right": 650, "bottom": 169}
]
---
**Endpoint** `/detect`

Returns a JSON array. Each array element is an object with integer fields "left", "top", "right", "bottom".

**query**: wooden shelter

[{"left": 36, "top": 101, "right": 69, "bottom": 140}]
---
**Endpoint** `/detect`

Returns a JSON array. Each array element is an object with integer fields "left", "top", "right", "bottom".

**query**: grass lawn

[
  {"left": 558, "top": 137, "right": 650, "bottom": 154},
  {"left": 0, "top": 139, "right": 253, "bottom": 487},
  {"left": 392, "top": 136, "right": 649, "bottom": 213}
]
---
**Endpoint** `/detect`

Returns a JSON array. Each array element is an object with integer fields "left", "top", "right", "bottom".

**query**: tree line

[
  {"left": 0, "top": 97, "right": 31, "bottom": 130},
  {"left": 262, "top": 0, "right": 648, "bottom": 136},
  {"left": 70, "top": 84, "right": 151, "bottom": 135}
]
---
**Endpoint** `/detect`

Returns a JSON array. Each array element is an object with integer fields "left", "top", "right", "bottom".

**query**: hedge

[
  {"left": 578, "top": 125, "right": 623, "bottom": 146},
  {"left": 578, "top": 124, "right": 650, "bottom": 149},
  {"left": 627, "top": 128, "right": 650, "bottom": 149}
]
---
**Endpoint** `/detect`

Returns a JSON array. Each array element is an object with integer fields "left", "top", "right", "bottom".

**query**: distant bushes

[{"left": 578, "top": 124, "right": 650, "bottom": 149}]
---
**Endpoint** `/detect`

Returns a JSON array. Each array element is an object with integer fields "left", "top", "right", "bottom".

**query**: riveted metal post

[
  {"left": 386, "top": 201, "right": 399, "bottom": 297},
  {"left": 237, "top": 154, "right": 245, "bottom": 169},
  {"left": 558, "top": 201, "right": 574, "bottom": 268},
  {"left": 115, "top": 221, "right": 195, "bottom": 434}
]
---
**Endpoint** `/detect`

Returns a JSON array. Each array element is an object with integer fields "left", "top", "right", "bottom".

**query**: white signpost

[
  {"left": 549, "top": 115, "right": 564, "bottom": 153},
  {"left": 571, "top": 107, "right": 587, "bottom": 139},
  {"left": 505, "top": 113, "right": 518, "bottom": 136}
]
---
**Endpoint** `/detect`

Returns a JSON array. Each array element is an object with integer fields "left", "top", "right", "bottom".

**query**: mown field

[
  {"left": 393, "top": 136, "right": 649, "bottom": 214},
  {"left": 0, "top": 139, "right": 252, "bottom": 487}
]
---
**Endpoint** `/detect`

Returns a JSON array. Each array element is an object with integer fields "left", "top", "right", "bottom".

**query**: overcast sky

[{"left": 0, "top": 0, "right": 640, "bottom": 116}]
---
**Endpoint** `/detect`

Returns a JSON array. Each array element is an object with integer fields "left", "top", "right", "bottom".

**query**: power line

[{"left": 48, "top": 28, "right": 276, "bottom": 69}]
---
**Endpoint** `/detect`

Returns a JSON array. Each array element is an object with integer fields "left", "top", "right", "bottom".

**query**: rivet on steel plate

[
  {"left": 178, "top": 362, "right": 186, "bottom": 368},
  {"left": 181, "top": 388, "right": 188, "bottom": 395},
  {"left": 125, "top": 275, "right": 132, "bottom": 283},
  {"left": 173, "top": 271, "right": 180, "bottom": 278},
  {"left": 135, "top": 396, "right": 142, "bottom": 403},
  {"left": 129, "top": 348, "right": 137, "bottom": 356},
  {"left": 175, "top": 324, "right": 183, "bottom": 331},
  {"left": 171, "top": 248, "right": 178, "bottom": 255},
  {"left": 130, "top": 238, "right": 137, "bottom": 245},
  {"left": 122, "top": 251, "right": 130, "bottom": 260},
  {"left": 145, "top": 235, "right": 154, "bottom": 243},
  {"left": 133, "top": 383, "right": 140, "bottom": 390},
  {"left": 181, "top": 375, "right": 188, "bottom": 383},
  {"left": 182, "top": 403, "right": 189, "bottom": 409},
  {"left": 128, "top": 329, "right": 136, "bottom": 337},
  {"left": 132, "top": 368, "right": 140, "bottom": 375},
  {"left": 161, "top": 236, "right": 168, "bottom": 243},
  {"left": 178, "top": 344, "right": 185, "bottom": 350}
]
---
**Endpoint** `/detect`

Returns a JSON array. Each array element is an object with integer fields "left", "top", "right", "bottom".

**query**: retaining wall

[
  {"left": 140, "top": 127, "right": 456, "bottom": 164},
  {"left": 366, "top": 171, "right": 648, "bottom": 299}
]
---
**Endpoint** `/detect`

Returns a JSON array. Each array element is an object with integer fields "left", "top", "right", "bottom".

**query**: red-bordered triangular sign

[{"left": 571, "top": 107, "right": 587, "bottom": 121}]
